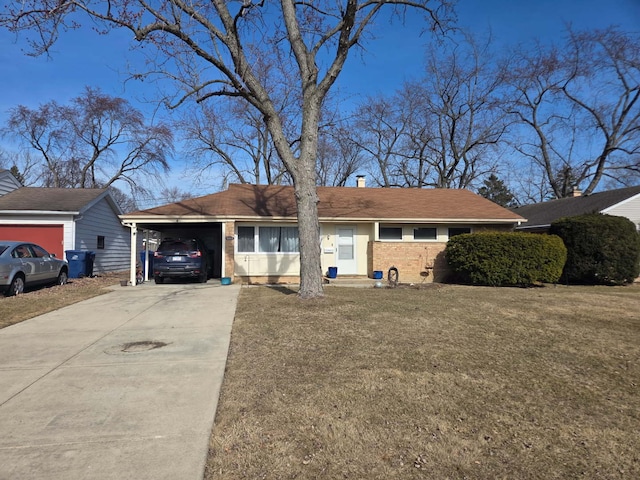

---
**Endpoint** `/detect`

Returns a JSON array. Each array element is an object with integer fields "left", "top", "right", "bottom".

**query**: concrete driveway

[{"left": 0, "top": 281, "right": 240, "bottom": 480}]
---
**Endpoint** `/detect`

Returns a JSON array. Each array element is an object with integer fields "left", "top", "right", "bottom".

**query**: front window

[
  {"left": 259, "top": 227, "right": 299, "bottom": 252},
  {"left": 448, "top": 227, "right": 471, "bottom": 238},
  {"left": 238, "top": 227, "right": 255, "bottom": 252},
  {"left": 379, "top": 225, "right": 403, "bottom": 240},
  {"left": 414, "top": 227, "right": 437, "bottom": 240},
  {"left": 238, "top": 226, "right": 299, "bottom": 253}
]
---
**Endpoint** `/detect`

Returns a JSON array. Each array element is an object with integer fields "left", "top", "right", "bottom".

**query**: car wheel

[
  {"left": 7, "top": 274, "right": 25, "bottom": 296},
  {"left": 57, "top": 269, "right": 69, "bottom": 286},
  {"left": 154, "top": 276, "right": 164, "bottom": 284}
]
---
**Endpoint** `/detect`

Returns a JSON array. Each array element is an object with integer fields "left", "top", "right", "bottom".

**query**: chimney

[
  {"left": 570, "top": 187, "right": 582, "bottom": 197},
  {"left": 356, "top": 175, "right": 366, "bottom": 188}
]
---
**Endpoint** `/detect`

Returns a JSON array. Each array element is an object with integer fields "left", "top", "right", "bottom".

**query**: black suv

[{"left": 153, "top": 238, "right": 210, "bottom": 284}]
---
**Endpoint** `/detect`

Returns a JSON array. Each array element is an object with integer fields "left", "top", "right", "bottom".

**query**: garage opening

[{"left": 140, "top": 223, "right": 223, "bottom": 279}]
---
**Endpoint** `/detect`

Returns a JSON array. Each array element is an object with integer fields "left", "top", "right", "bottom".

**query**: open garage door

[
  {"left": 144, "top": 223, "right": 223, "bottom": 279},
  {"left": 0, "top": 224, "right": 64, "bottom": 258}
]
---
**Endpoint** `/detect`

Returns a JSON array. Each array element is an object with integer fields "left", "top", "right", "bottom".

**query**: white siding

[
  {"left": 603, "top": 194, "right": 640, "bottom": 230},
  {"left": 75, "top": 198, "right": 130, "bottom": 273},
  {"left": 235, "top": 253, "right": 301, "bottom": 276}
]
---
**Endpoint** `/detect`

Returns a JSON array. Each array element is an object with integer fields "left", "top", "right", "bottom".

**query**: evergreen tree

[
  {"left": 477, "top": 174, "right": 517, "bottom": 207},
  {"left": 9, "top": 165, "right": 25, "bottom": 186}
]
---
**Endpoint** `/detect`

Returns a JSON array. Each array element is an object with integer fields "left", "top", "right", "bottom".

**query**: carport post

[
  {"left": 144, "top": 230, "right": 151, "bottom": 282},
  {"left": 130, "top": 223, "right": 138, "bottom": 286}
]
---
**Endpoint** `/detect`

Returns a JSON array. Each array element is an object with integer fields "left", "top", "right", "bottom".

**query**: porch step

[{"left": 324, "top": 276, "right": 380, "bottom": 288}]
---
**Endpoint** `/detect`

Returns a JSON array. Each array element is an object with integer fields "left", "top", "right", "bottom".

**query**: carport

[{"left": 120, "top": 218, "right": 225, "bottom": 286}]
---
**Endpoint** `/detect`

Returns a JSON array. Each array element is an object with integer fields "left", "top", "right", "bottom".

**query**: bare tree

[
  {"left": 180, "top": 99, "right": 289, "bottom": 189},
  {"left": 3, "top": 102, "right": 69, "bottom": 187},
  {"left": 179, "top": 45, "right": 304, "bottom": 188},
  {"left": 507, "top": 28, "right": 640, "bottom": 199},
  {"left": 4, "top": 87, "right": 173, "bottom": 193},
  {"left": 316, "top": 124, "right": 365, "bottom": 187},
  {"left": 562, "top": 28, "right": 640, "bottom": 194},
  {"left": 0, "top": 0, "right": 453, "bottom": 298},
  {"left": 352, "top": 33, "right": 507, "bottom": 189},
  {"left": 352, "top": 97, "right": 409, "bottom": 187},
  {"left": 0, "top": 149, "right": 40, "bottom": 185},
  {"left": 108, "top": 186, "right": 138, "bottom": 213},
  {"left": 410, "top": 34, "right": 508, "bottom": 188}
]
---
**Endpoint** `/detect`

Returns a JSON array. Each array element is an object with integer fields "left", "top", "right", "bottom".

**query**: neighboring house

[
  {"left": 0, "top": 185, "right": 131, "bottom": 273},
  {"left": 512, "top": 185, "right": 640, "bottom": 233},
  {"left": 0, "top": 169, "right": 22, "bottom": 195},
  {"left": 121, "top": 181, "right": 525, "bottom": 285}
]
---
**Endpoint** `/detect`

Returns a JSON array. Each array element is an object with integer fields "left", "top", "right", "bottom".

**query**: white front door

[{"left": 335, "top": 227, "right": 357, "bottom": 275}]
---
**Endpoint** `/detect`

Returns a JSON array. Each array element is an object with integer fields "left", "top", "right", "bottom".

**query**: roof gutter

[{"left": 515, "top": 224, "right": 550, "bottom": 230}]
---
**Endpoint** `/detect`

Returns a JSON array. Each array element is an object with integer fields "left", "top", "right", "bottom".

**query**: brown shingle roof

[
  {"left": 0, "top": 187, "right": 109, "bottom": 212},
  {"left": 127, "top": 184, "right": 524, "bottom": 222}
]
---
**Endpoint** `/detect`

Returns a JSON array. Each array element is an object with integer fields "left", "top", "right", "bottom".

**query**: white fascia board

[
  {"left": 120, "top": 215, "right": 225, "bottom": 223},
  {"left": 0, "top": 210, "right": 80, "bottom": 216},
  {"left": 119, "top": 214, "right": 524, "bottom": 224}
]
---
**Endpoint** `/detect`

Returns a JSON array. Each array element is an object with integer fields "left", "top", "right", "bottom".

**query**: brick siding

[{"left": 369, "top": 241, "right": 450, "bottom": 283}]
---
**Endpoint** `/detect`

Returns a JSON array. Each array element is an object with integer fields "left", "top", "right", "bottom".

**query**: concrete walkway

[{"left": 0, "top": 281, "right": 241, "bottom": 480}]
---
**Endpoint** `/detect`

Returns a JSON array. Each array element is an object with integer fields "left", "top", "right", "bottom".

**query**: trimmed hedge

[
  {"left": 550, "top": 213, "right": 640, "bottom": 285},
  {"left": 445, "top": 232, "right": 567, "bottom": 286}
]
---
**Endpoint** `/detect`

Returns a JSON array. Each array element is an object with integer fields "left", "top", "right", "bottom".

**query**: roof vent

[{"left": 356, "top": 175, "right": 366, "bottom": 188}]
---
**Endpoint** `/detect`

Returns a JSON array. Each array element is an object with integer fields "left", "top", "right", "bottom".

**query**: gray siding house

[
  {"left": 512, "top": 185, "right": 640, "bottom": 232},
  {"left": 0, "top": 180, "right": 131, "bottom": 274},
  {"left": 0, "top": 169, "right": 22, "bottom": 196}
]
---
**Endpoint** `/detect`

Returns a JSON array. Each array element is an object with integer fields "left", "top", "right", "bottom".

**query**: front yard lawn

[{"left": 207, "top": 284, "right": 639, "bottom": 479}]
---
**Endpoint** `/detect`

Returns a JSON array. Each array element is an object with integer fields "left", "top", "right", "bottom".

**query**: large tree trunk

[
  {"left": 294, "top": 165, "right": 323, "bottom": 298},
  {"left": 265, "top": 94, "right": 324, "bottom": 298},
  {"left": 292, "top": 97, "right": 324, "bottom": 298}
]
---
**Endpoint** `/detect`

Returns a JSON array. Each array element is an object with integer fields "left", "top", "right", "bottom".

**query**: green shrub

[
  {"left": 550, "top": 213, "right": 640, "bottom": 285},
  {"left": 445, "top": 232, "right": 567, "bottom": 286}
]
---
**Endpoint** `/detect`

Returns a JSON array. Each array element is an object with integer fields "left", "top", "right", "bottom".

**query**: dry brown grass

[
  {"left": 207, "top": 283, "right": 640, "bottom": 479},
  {"left": 0, "top": 272, "right": 125, "bottom": 329}
]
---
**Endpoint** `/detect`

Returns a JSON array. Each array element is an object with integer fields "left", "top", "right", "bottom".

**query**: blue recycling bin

[
  {"left": 327, "top": 266, "right": 338, "bottom": 278},
  {"left": 65, "top": 250, "right": 96, "bottom": 278},
  {"left": 139, "top": 251, "right": 154, "bottom": 276}
]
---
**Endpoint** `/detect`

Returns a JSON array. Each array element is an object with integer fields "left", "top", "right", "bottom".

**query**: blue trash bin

[
  {"left": 65, "top": 250, "right": 88, "bottom": 279},
  {"left": 327, "top": 266, "right": 338, "bottom": 278},
  {"left": 139, "top": 251, "right": 154, "bottom": 277}
]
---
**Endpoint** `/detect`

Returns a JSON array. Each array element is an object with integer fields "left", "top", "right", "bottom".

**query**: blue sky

[{"left": 1, "top": 0, "right": 639, "bottom": 195}]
